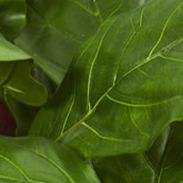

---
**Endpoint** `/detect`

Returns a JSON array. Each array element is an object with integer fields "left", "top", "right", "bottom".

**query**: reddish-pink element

[{"left": 0, "top": 100, "right": 16, "bottom": 136}]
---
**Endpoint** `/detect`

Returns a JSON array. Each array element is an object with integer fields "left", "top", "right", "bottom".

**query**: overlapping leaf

[
  {"left": 94, "top": 123, "right": 183, "bottom": 183},
  {"left": 0, "top": 34, "right": 47, "bottom": 106},
  {"left": 0, "top": 137, "right": 100, "bottom": 183},
  {"left": 5, "top": 95, "right": 36, "bottom": 136},
  {"left": 16, "top": 0, "right": 144, "bottom": 84},
  {"left": 94, "top": 154, "right": 155, "bottom": 183},
  {"left": 30, "top": 0, "right": 183, "bottom": 157}
]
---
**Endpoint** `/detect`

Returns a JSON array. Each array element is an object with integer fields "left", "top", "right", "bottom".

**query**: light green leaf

[
  {"left": 0, "top": 34, "right": 30, "bottom": 61},
  {"left": 0, "top": 136, "right": 100, "bottom": 183},
  {"left": 0, "top": 34, "right": 47, "bottom": 106},
  {"left": 4, "top": 61, "right": 48, "bottom": 106},
  {"left": 16, "top": 0, "right": 144, "bottom": 84},
  {"left": 30, "top": 0, "right": 183, "bottom": 157}
]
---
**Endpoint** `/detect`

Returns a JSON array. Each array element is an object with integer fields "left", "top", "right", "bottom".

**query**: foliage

[{"left": 0, "top": 0, "right": 183, "bottom": 182}]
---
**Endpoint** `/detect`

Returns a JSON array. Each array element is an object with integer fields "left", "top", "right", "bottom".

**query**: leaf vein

[
  {"left": 69, "top": 0, "right": 94, "bottom": 16},
  {"left": 160, "top": 55, "right": 183, "bottom": 63},
  {"left": 0, "top": 154, "right": 32, "bottom": 182},
  {"left": 128, "top": 107, "right": 150, "bottom": 138},
  {"left": 60, "top": 93, "right": 76, "bottom": 137},
  {"left": 148, "top": 1, "right": 183, "bottom": 58},
  {"left": 87, "top": 17, "right": 117, "bottom": 110},
  {"left": 92, "top": 0, "right": 103, "bottom": 23},
  {"left": 106, "top": 94, "right": 181, "bottom": 108},
  {"left": 82, "top": 122, "right": 124, "bottom": 142},
  {"left": 33, "top": 151, "right": 75, "bottom": 183}
]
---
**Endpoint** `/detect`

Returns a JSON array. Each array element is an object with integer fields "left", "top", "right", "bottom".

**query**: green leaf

[
  {"left": 0, "top": 34, "right": 48, "bottom": 106},
  {"left": 30, "top": 0, "right": 183, "bottom": 157},
  {"left": 152, "top": 123, "right": 183, "bottom": 182},
  {"left": 16, "top": 0, "right": 144, "bottom": 84},
  {"left": 5, "top": 95, "right": 37, "bottom": 136},
  {"left": 0, "top": 33, "right": 30, "bottom": 61},
  {"left": 94, "top": 123, "right": 183, "bottom": 183},
  {"left": 94, "top": 154, "right": 155, "bottom": 183},
  {"left": 0, "top": 0, "right": 26, "bottom": 40},
  {"left": 0, "top": 136, "right": 100, "bottom": 183},
  {"left": 4, "top": 61, "right": 48, "bottom": 106}
]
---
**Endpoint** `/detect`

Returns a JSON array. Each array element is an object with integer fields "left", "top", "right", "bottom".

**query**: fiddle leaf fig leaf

[
  {"left": 0, "top": 34, "right": 48, "bottom": 106},
  {"left": 1, "top": 0, "right": 183, "bottom": 182},
  {"left": 30, "top": 0, "right": 183, "bottom": 157},
  {"left": 94, "top": 154, "right": 155, "bottom": 183},
  {"left": 16, "top": 0, "right": 144, "bottom": 84},
  {"left": 0, "top": 137, "right": 100, "bottom": 183},
  {"left": 94, "top": 123, "right": 183, "bottom": 183}
]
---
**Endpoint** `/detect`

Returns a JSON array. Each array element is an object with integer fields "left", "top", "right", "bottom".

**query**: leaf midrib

[
  {"left": 60, "top": 40, "right": 182, "bottom": 140},
  {"left": 59, "top": 1, "right": 183, "bottom": 141}
]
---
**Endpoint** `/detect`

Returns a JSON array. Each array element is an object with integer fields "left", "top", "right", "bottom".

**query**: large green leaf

[
  {"left": 0, "top": 34, "right": 48, "bottom": 106},
  {"left": 0, "top": 0, "right": 26, "bottom": 40},
  {"left": 0, "top": 136, "right": 100, "bottom": 183},
  {"left": 30, "top": 0, "right": 183, "bottom": 157},
  {"left": 16, "top": 0, "right": 144, "bottom": 84},
  {"left": 94, "top": 122, "right": 183, "bottom": 183}
]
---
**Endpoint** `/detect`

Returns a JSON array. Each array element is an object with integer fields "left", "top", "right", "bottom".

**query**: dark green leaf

[
  {"left": 94, "top": 154, "right": 155, "bottom": 183},
  {"left": 94, "top": 122, "right": 183, "bottom": 183},
  {"left": 5, "top": 95, "right": 37, "bottom": 136},
  {"left": 0, "top": 0, "right": 26, "bottom": 40}
]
